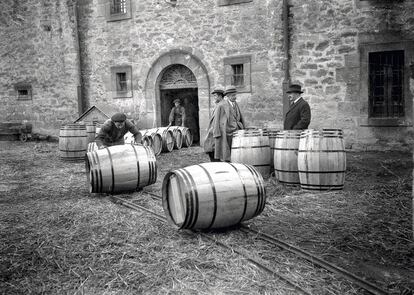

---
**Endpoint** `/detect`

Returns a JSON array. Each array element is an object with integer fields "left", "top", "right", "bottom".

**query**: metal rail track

[{"left": 112, "top": 191, "right": 390, "bottom": 295}]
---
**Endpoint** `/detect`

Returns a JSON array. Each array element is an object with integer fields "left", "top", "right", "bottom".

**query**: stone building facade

[{"left": 0, "top": 0, "right": 413, "bottom": 150}]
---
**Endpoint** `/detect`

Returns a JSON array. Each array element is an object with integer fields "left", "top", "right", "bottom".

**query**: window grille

[
  {"left": 116, "top": 72, "right": 127, "bottom": 92},
  {"left": 110, "top": 0, "right": 127, "bottom": 15},
  {"left": 231, "top": 64, "right": 244, "bottom": 87},
  {"left": 368, "top": 50, "right": 404, "bottom": 118}
]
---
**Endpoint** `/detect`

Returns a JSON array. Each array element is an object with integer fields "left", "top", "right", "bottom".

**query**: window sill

[
  {"left": 218, "top": 0, "right": 253, "bottom": 6},
  {"left": 360, "top": 117, "right": 412, "bottom": 127}
]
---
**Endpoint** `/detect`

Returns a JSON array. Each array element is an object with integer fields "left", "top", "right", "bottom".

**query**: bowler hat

[
  {"left": 211, "top": 88, "right": 224, "bottom": 95},
  {"left": 111, "top": 112, "right": 127, "bottom": 122},
  {"left": 173, "top": 98, "right": 181, "bottom": 104},
  {"left": 286, "top": 84, "right": 303, "bottom": 94},
  {"left": 224, "top": 86, "right": 237, "bottom": 96}
]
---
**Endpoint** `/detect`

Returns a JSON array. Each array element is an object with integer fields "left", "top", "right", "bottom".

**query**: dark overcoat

[{"left": 283, "top": 98, "right": 311, "bottom": 130}]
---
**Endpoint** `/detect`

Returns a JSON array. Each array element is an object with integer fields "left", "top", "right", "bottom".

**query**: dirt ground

[{"left": 0, "top": 140, "right": 413, "bottom": 295}]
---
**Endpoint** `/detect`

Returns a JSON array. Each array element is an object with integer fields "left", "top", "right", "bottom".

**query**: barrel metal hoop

[
  {"left": 132, "top": 146, "right": 141, "bottom": 189},
  {"left": 106, "top": 148, "right": 115, "bottom": 194},
  {"left": 174, "top": 169, "right": 195, "bottom": 229},
  {"left": 244, "top": 164, "right": 265, "bottom": 216},
  {"left": 274, "top": 148, "right": 299, "bottom": 151},
  {"left": 196, "top": 164, "right": 218, "bottom": 230},
  {"left": 228, "top": 163, "right": 249, "bottom": 225},
  {"left": 298, "top": 150, "right": 345, "bottom": 153},
  {"left": 232, "top": 145, "right": 270, "bottom": 149},
  {"left": 298, "top": 170, "right": 346, "bottom": 173},
  {"left": 181, "top": 168, "right": 200, "bottom": 229},
  {"left": 92, "top": 150, "right": 103, "bottom": 193}
]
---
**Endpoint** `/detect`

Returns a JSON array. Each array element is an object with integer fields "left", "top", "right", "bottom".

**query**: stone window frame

[
  {"left": 105, "top": 0, "right": 131, "bottom": 22},
  {"left": 15, "top": 83, "right": 32, "bottom": 101},
  {"left": 218, "top": 0, "right": 253, "bottom": 6},
  {"left": 359, "top": 41, "right": 413, "bottom": 127},
  {"left": 223, "top": 55, "right": 252, "bottom": 93},
  {"left": 355, "top": 0, "right": 404, "bottom": 9},
  {"left": 111, "top": 65, "right": 133, "bottom": 98}
]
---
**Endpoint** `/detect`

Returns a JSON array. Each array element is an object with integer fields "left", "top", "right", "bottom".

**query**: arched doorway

[
  {"left": 159, "top": 65, "right": 200, "bottom": 143},
  {"left": 143, "top": 49, "right": 211, "bottom": 146}
]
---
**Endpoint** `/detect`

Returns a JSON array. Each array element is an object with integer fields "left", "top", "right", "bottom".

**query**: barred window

[
  {"left": 116, "top": 72, "right": 127, "bottom": 92},
  {"left": 231, "top": 64, "right": 244, "bottom": 87},
  {"left": 368, "top": 50, "right": 404, "bottom": 118},
  {"left": 110, "top": 0, "right": 127, "bottom": 15},
  {"left": 224, "top": 55, "right": 251, "bottom": 93}
]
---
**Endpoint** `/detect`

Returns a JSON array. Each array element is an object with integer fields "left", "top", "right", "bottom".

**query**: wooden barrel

[
  {"left": 153, "top": 127, "right": 174, "bottom": 152},
  {"left": 123, "top": 131, "right": 152, "bottom": 146},
  {"left": 177, "top": 127, "right": 193, "bottom": 147},
  {"left": 85, "top": 145, "right": 157, "bottom": 194},
  {"left": 231, "top": 129, "right": 271, "bottom": 178},
  {"left": 162, "top": 162, "right": 266, "bottom": 230},
  {"left": 59, "top": 124, "right": 88, "bottom": 161},
  {"left": 265, "top": 128, "right": 280, "bottom": 171},
  {"left": 85, "top": 122, "right": 96, "bottom": 143},
  {"left": 140, "top": 129, "right": 163, "bottom": 156},
  {"left": 87, "top": 142, "right": 98, "bottom": 152},
  {"left": 274, "top": 130, "right": 302, "bottom": 184},
  {"left": 298, "top": 129, "right": 346, "bottom": 190},
  {"left": 168, "top": 126, "right": 183, "bottom": 149}
]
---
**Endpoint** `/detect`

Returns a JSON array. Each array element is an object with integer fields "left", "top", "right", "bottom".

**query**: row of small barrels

[
  {"left": 230, "top": 129, "right": 346, "bottom": 191},
  {"left": 58, "top": 123, "right": 193, "bottom": 161}
]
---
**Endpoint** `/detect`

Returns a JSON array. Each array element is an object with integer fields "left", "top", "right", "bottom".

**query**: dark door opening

[{"left": 160, "top": 88, "right": 200, "bottom": 144}]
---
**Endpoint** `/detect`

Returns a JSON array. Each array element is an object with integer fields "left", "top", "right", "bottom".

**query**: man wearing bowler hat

[
  {"left": 168, "top": 98, "right": 186, "bottom": 127},
  {"left": 95, "top": 112, "right": 141, "bottom": 149},
  {"left": 283, "top": 84, "right": 311, "bottom": 130},
  {"left": 211, "top": 86, "right": 245, "bottom": 162},
  {"left": 204, "top": 87, "right": 225, "bottom": 162}
]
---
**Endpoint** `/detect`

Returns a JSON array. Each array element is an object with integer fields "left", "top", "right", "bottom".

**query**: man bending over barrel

[{"left": 95, "top": 112, "right": 141, "bottom": 149}]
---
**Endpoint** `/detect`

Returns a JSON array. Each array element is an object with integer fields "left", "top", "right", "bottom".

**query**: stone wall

[
  {"left": 0, "top": 0, "right": 81, "bottom": 135},
  {"left": 289, "top": 0, "right": 414, "bottom": 150},
  {"left": 77, "top": 0, "right": 284, "bottom": 141}
]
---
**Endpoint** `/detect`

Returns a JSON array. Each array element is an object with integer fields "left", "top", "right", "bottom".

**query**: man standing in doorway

[
  {"left": 168, "top": 98, "right": 186, "bottom": 127},
  {"left": 283, "top": 84, "right": 311, "bottom": 130}
]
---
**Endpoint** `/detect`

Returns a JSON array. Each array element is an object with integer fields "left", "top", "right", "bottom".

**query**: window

[
  {"left": 231, "top": 64, "right": 244, "bottom": 87},
  {"left": 111, "top": 66, "right": 132, "bottom": 98},
  {"left": 110, "top": 0, "right": 127, "bottom": 15},
  {"left": 359, "top": 38, "right": 413, "bottom": 127},
  {"left": 116, "top": 72, "right": 127, "bottom": 92},
  {"left": 106, "top": 0, "right": 131, "bottom": 22},
  {"left": 224, "top": 55, "right": 251, "bottom": 92},
  {"left": 218, "top": 0, "right": 253, "bottom": 6},
  {"left": 368, "top": 50, "right": 404, "bottom": 118},
  {"left": 15, "top": 84, "right": 32, "bottom": 100}
]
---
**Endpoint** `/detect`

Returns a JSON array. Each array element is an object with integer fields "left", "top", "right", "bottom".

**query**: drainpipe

[
  {"left": 72, "top": 0, "right": 86, "bottom": 115},
  {"left": 282, "top": 0, "right": 291, "bottom": 119}
]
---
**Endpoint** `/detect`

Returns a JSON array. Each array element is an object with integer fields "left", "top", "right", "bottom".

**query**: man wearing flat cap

[
  {"left": 204, "top": 87, "right": 225, "bottom": 162},
  {"left": 283, "top": 84, "right": 311, "bottom": 130},
  {"left": 210, "top": 86, "right": 245, "bottom": 162},
  {"left": 95, "top": 112, "right": 141, "bottom": 149},
  {"left": 168, "top": 98, "right": 186, "bottom": 127}
]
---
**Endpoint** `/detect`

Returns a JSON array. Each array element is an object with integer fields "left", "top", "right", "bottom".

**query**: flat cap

[
  {"left": 173, "top": 98, "right": 181, "bottom": 104},
  {"left": 111, "top": 112, "right": 127, "bottom": 122},
  {"left": 211, "top": 88, "right": 224, "bottom": 95},
  {"left": 224, "top": 86, "right": 237, "bottom": 95}
]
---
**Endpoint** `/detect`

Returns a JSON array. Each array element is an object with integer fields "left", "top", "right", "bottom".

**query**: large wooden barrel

[
  {"left": 168, "top": 126, "right": 183, "bottom": 149},
  {"left": 298, "top": 129, "right": 346, "bottom": 190},
  {"left": 140, "top": 129, "right": 163, "bottom": 156},
  {"left": 177, "top": 127, "right": 193, "bottom": 147},
  {"left": 85, "top": 122, "right": 96, "bottom": 143},
  {"left": 231, "top": 129, "right": 271, "bottom": 178},
  {"left": 153, "top": 127, "right": 174, "bottom": 152},
  {"left": 85, "top": 145, "right": 157, "bottom": 194},
  {"left": 274, "top": 130, "right": 302, "bottom": 184},
  {"left": 265, "top": 128, "right": 280, "bottom": 171},
  {"left": 124, "top": 131, "right": 152, "bottom": 147},
  {"left": 59, "top": 124, "right": 88, "bottom": 161},
  {"left": 162, "top": 162, "right": 266, "bottom": 230}
]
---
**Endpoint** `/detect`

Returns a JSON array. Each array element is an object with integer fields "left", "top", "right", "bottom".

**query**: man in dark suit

[{"left": 283, "top": 84, "right": 311, "bottom": 130}]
